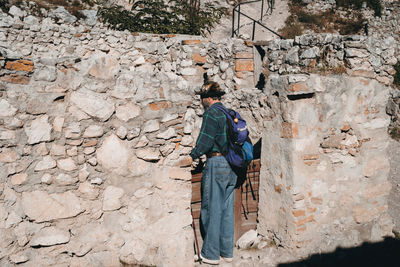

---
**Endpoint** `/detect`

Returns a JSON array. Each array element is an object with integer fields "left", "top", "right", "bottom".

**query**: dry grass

[{"left": 279, "top": 0, "right": 368, "bottom": 39}]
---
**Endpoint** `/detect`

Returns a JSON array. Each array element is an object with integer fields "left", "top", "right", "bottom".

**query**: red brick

[
  {"left": 292, "top": 210, "right": 306, "bottom": 217},
  {"left": 364, "top": 182, "right": 391, "bottom": 200},
  {"left": 347, "top": 69, "right": 375, "bottom": 78},
  {"left": 311, "top": 197, "right": 323, "bottom": 205},
  {"left": 307, "top": 207, "right": 317, "bottom": 213},
  {"left": 164, "top": 34, "right": 176, "bottom": 38},
  {"left": 235, "top": 53, "right": 253, "bottom": 59},
  {"left": 148, "top": 101, "right": 172, "bottom": 111},
  {"left": 302, "top": 154, "right": 319, "bottom": 161},
  {"left": 289, "top": 83, "right": 308, "bottom": 92},
  {"left": 0, "top": 74, "right": 30, "bottom": 84},
  {"left": 244, "top": 40, "right": 254, "bottom": 47},
  {"left": 5, "top": 60, "right": 34, "bottom": 72},
  {"left": 341, "top": 125, "right": 351, "bottom": 132},
  {"left": 182, "top": 40, "right": 201, "bottom": 45},
  {"left": 281, "top": 122, "right": 298, "bottom": 138},
  {"left": 235, "top": 60, "right": 254, "bottom": 72},
  {"left": 235, "top": 72, "right": 244, "bottom": 78},
  {"left": 192, "top": 53, "right": 206, "bottom": 64},
  {"left": 295, "top": 215, "right": 314, "bottom": 226},
  {"left": 274, "top": 184, "right": 283, "bottom": 194},
  {"left": 296, "top": 226, "right": 307, "bottom": 233}
]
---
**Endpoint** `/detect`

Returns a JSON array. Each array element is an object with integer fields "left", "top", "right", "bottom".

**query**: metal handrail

[{"left": 232, "top": 0, "right": 284, "bottom": 40}]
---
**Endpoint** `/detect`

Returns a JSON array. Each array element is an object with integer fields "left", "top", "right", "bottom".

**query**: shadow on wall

[
  {"left": 253, "top": 138, "right": 261, "bottom": 159},
  {"left": 278, "top": 237, "right": 400, "bottom": 267}
]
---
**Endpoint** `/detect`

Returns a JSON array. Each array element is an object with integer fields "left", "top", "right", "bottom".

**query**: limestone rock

[
  {"left": 136, "top": 148, "right": 160, "bottom": 162},
  {"left": 33, "top": 66, "right": 57, "bottom": 82},
  {"left": 0, "top": 99, "right": 17, "bottom": 117},
  {"left": 9, "top": 6, "right": 26, "bottom": 19},
  {"left": 81, "top": 10, "right": 98, "bottom": 26},
  {"left": 49, "top": 6, "right": 76, "bottom": 23},
  {"left": 236, "top": 229, "right": 258, "bottom": 249},
  {"left": 64, "top": 122, "right": 81, "bottom": 139},
  {"left": 116, "top": 102, "right": 141, "bottom": 122},
  {"left": 41, "top": 173, "right": 53, "bottom": 184},
  {"left": 0, "top": 149, "right": 20, "bottom": 163},
  {"left": 78, "top": 165, "right": 90, "bottom": 181},
  {"left": 22, "top": 191, "right": 84, "bottom": 222},
  {"left": 78, "top": 182, "right": 100, "bottom": 200},
  {"left": 24, "top": 115, "right": 52, "bottom": 145},
  {"left": 103, "top": 186, "right": 124, "bottom": 211},
  {"left": 35, "top": 155, "right": 56, "bottom": 171},
  {"left": 97, "top": 134, "right": 131, "bottom": 174},
  {"left": 55, "top": 173, "right": 78, "bottom": 186},
  {"left": 156, "top": 128, "right": 176, "bottom": 140},
  {"left": 143, "top": 120, "right": 160, "bottom": 133},
  {"left": 160, "top": 143, "right": 175, "bottom": 157},
  {"left": 57, "top": 158, "right": 77, "bottom": 171},
  {"left": 181, "top": 135, "right": 193, "bottom": 146},
  {"left": 134, "top": 135, "right": 149, "bottom": 148},
  {"left": 9, "top": 252, "right": 29, "bottom": 264},
  {"left": 83, "top": 125, "right": 104, "bottom": 138},
  {"left": 10, "top": 173, "right": 27, "bottom": 186},
  {"left": 53, "top": 117, "right": 64, "bottom": 132},
  {"left": 90, "top": 177, "right": 103, "bottom": 185},
  {"left": 24, "top": 15, "right": 39, "bottom": 25},
  {"left": 30, "top": 226, "right": 70, "bottom": 247},
  {"left": 128, "top": 156, "right": 153, "bottom": 177},
  {"left": 300, "top": 47, "right": 320, "bottom": 59},
  {"left": 70, "top": 91, "right": 115, "bottom": 122},
  {"left": 285, "top": 47, "right": 299, "bottom": 64},
  {"left": 168, "top": 167, "right": 191, "bottom": 181},
  {"left": 127, "top": 128, "right": 141, "bottom": 140},
  {"left": 50, "top": 144, "right": 66, "bottom": 156},
  {"left": 88, "top": 56, "right": 120, "bottom": 80},
  {"left": 116, "top": 126, "right": 128, "bottom": 139},
  {"left": 5, "top": 211, "right": 22, "bottom": 228},
  {"left": 26, "top": 97, "right": 51, "bottom": 115}
]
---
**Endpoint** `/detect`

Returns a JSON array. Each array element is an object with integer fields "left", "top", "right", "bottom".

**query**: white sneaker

[
  {"left": 221, "top": 256, "right": 233, "bottom": 263},
  {"left": 200, "top": 254, "right": 220, "bottom": 265}
]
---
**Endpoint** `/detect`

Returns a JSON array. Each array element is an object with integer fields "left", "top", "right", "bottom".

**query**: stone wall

[
  {"left": 256, "top": 33, "right": 396, "bottom": 252},
  {"left": 0, "top": 3, "right": 398, "bottom": 266},
  {"left": 0, "top": 10, "right": 269, "bottom": 266}
]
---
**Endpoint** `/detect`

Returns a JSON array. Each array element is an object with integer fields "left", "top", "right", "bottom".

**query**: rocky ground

[{"left": 207, "top": 0, "right": 289, "bottom": 41}]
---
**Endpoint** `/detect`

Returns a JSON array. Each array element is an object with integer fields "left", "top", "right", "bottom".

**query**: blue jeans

[{"left": 200, "top": 156, "right": 237, "bottom": 260}]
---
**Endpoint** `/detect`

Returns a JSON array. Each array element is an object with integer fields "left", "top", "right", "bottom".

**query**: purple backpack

[{"left": 214, "top": 105, "right": 253, "bottom": 168}]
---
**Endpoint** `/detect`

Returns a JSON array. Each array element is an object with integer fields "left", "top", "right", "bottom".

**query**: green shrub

[
  {"left": 97, "top": 0, "right": 227, "bottom": 36},
  {"left": 394, "top": 62, "right": 400, "bottom": 88},
  {"left": 0, "top": 0, "right": 10, "bottom": 13},
  {"left": 389, "top": 126, "right": 400, "bottom": 141}
]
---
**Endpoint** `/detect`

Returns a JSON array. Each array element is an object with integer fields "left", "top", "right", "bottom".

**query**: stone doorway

[{"left": 191, "top": 159, "right": 261, "bottom": 248}]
